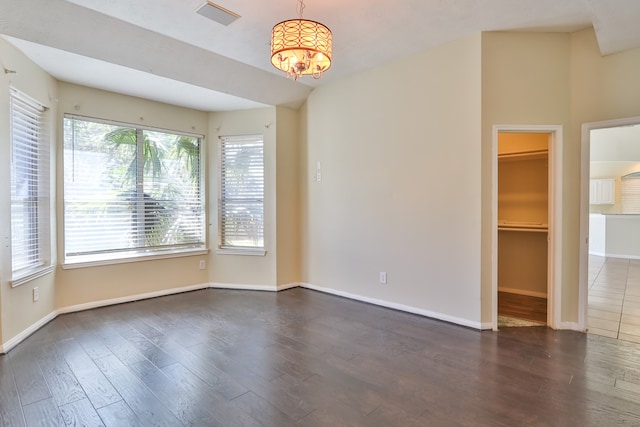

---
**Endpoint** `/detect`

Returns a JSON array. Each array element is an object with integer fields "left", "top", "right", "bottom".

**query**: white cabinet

[{"left": 590, "top": 178, "right": 615, "bottom": 205}]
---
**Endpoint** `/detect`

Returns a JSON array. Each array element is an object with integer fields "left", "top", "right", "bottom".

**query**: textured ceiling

[{"left": 2, "top": 0, "right": 640, "bottom": 111}]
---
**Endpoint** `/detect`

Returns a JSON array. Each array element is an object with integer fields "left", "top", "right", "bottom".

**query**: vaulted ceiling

[{"left": 2, "top": 0, "right": 640, "bottom": 111}]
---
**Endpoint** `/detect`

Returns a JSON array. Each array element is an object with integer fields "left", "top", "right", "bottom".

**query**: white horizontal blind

[
  {"left": 622, "top": 173, "right": 640, "bottom": 214},
  {"left": 219, "top": 135, "right": 264, "bottom": 249},
  {"left": 63, "top": 116, "right": 205, "bottom": 263},
  {"left": 10, "top": 88, "right": 50, "bottom": 277}
]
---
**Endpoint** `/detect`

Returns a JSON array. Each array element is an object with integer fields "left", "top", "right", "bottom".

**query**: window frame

[
  {"left": 62, "top": 114, "right": 207, "bottom": 268},
  {"left": 217, "top": 134, "right": 266, "bottom": 256},
  {"left": 621, "top": 172, "right": 640, "bottom": 214},
  {"left": 9, "top": 87, "right": 54, "bottom": 287}
]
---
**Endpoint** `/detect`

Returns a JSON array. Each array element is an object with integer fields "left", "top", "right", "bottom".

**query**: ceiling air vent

[{"left": 196, "top": 2, "right": 240, "bottom": 26}]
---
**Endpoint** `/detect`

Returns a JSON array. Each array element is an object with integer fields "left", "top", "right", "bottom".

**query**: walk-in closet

[{"left": 497, "top": 132, "right": 549, "bottom": 325}]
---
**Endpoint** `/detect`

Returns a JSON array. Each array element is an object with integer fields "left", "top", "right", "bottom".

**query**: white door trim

[
  {"left": 579, "top": 116, "right": 640, "bottom": 331},
  {"left": 492, "top": 125, "right": 563, "bottom": 331}
]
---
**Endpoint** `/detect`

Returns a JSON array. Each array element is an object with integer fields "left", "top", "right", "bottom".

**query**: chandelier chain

[{"left": 297, "top": 0, "right": 305, "bottom": 19}]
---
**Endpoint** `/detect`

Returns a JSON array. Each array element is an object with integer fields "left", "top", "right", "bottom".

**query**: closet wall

[{"left": 498, "top": 133, "right": 549, "bottom": 298}]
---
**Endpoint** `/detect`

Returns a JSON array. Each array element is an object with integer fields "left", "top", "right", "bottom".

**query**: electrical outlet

[
  {"left": 199, "top": 260, "right": 206, "bottom": 270},
  {"left": 379, "top": 272, "right": 387, "bottom": 284},
  {"left": 33, "top": 286, "right": 39, "bottom": 302}
]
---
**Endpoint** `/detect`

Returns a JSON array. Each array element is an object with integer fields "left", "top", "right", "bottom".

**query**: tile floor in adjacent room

[{"left": 588, "top": 255, "right": 640, "bottom": 342}]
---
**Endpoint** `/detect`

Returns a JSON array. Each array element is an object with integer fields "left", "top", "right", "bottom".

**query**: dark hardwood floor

[
  {"left": 1, "top": 287, "right": 640, "bottom": 426},
  {"left": 498, "top": 291, "right": 547, "bottom": 324}
]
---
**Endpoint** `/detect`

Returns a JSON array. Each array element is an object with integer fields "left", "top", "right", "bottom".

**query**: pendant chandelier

[{"left": 270, "top": 0, "right": 332, "bottom": 80}]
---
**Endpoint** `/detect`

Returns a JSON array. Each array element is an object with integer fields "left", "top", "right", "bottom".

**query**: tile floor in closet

[{"left": 588, "top": 255, "right": 640, "bottom": 342}]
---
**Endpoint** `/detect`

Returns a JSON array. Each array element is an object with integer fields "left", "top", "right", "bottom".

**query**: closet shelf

[
  {"left": 498, "top": 221, "right": 548, "bottom": 233},
  {"left": 498, "top": 149, "right": 548, "bottom": 162}
]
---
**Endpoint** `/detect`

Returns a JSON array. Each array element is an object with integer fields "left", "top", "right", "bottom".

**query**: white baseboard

[
  {"left": 209, "top": 282, "right": 300, "bottom": 292},
  {"left": 1, "top": 281, "right": 305, "bottom": 353},
  {"left": 276, "top": 282, "right": 300, "bottom": 291},
  {"left": 1, "top": 283, "right": 211, "bottom": 354},
  {"left": 480, "top": 321, "right": 495, "bottom": 330},
  {"left": 299, "top": 283, "right": 483, "bottom": 330},
  {"left": 210, "top": 282, "right": 278, "bottom": 292},
  {"left": 207, "top": 281, "right": 490, "bottom": 332},
  {"left": 556, "top": 321, "right": 581, "bottom": 331},
  {"left": 0, "top": 280, "right": 581, "bottom": 354},
  {"left": 57, "top": 283, "right": 211, "bottom": 315},
  {"left": 601, "top": 253, "right": 640, "bottom": 260},
  {"left": 498, "top": 287, "right": 547, "bottom": 299},
  {"left": 0, "top": 311, "right": 58, "bottom": 354},
  {"left": 589, "top": 251, "right": 640, "bottom": 260}
]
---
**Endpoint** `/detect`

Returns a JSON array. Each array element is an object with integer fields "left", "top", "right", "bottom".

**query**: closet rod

[{"left": 498, "top": 226, "right": 548, "bottom": 233}]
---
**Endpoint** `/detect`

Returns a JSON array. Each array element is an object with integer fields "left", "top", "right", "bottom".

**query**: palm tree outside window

[{"left": 63, "top": 115, "right": 205, "bottom": 264}]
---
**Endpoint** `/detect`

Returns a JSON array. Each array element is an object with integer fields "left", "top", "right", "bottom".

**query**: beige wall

[
  {"left": 481, "top": 32, "right": 572, "bottom": 324},
  {"left": 0, "top": 38, "right": 58, "bottom": 343},
  {"left": 208, "top": 106, "right": 300, "bottom": 287},
  {"left": 571, "top": 29, "right": 640, "bottom": 322},
  {"left": 275, "top": 106, "right": 301, "bottom": 285},
  {"left": 482, "top": 29, "right": 640, "bottom": 325},
  {"left": 55, "top": 83, "right": 210, "bottom": 309},
  {"left": 571, "top": 30, "right": 640, "bottom": 125},
  {"left": 208, "top": 108, "right": 279, "bottom": 286},
  {"left": 301, "top": 34, "right": 483, "bottom": 326},
  {"left": 302, "top": 30, "right": 625, "bottom": 328}
]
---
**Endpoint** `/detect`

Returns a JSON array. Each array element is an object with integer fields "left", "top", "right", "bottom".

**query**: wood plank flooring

[
  {"left": 498, "top": 291, "right": 547, "bottom": 324},
  {"left": 1, "top": 287, "right": 640, "bottom": 426}
]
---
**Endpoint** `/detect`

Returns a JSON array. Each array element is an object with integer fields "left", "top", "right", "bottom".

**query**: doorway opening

[
  {"left": 497, "top": 132, "right": 549, "bottom": 326},
  {"left": 492, "top": 125, "right": 563, "bottom": 331},
  {"left": 579, "top": 117, "right": 640, "bottom": 339}
]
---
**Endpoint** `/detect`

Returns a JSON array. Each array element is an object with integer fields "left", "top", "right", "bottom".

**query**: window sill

[
  {"left": 11, "top": 265, "right": 56, "bottom": 288},
  {"left": 63, "top": 248, "right": 209, "bottom": 270},
  {"left": 216, "top": 248, "right": 266, "bottom": 256}
]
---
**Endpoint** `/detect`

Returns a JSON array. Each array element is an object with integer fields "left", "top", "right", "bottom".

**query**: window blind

[
  {"left": 63, "top": 116, "right": 205, "bottom": 263},
  {"left": 10, "top": 88, "right": 50, "bottom": 278},
  {"left": 219, "top": 135, "right": 264, "bottom": 249},
  {"left": 622, "top": 172, "right": 640, "bottom": 214}
]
